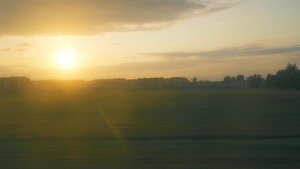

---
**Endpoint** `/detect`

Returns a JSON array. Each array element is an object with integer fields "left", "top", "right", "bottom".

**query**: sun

[{"left": 57, "top": 50, "right": 76, "bottom": 68}]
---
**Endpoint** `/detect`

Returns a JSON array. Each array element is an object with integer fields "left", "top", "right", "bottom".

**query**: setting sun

[{"left": 57, "top": 50, "right": 76, "bottom": 68}]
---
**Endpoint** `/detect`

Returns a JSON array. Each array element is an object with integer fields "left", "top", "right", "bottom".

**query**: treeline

[
  {"left": 1, "top": 63, "right": 300, "bottom": 93},
  {"left": 220, "top": 74, "right": 265, "bottom": 89},
  {"left": 0, "top": 77, "right": 190, "bottom": 93},
  {"left": 219, "top": 63, "right": 300, "bottom": 89},
  {"left": 266, "top": 63, "right": 300, "bottom": 90}
]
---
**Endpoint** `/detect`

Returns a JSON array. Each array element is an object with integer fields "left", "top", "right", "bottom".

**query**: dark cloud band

[{"left": 0, "top": 0, "right": 239, "bottom": 36}]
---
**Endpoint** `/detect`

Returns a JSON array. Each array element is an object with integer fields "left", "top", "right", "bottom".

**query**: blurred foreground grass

[{"left": 0, "top": 89, "right": 300, "bottom": 168}]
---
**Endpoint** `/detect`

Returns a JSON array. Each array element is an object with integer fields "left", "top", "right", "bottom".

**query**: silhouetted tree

[
  {"left": 236, "top": 75, "right": 245, "bottom": 82},
  {"left": 284, "top": 63, "right": 300, "bottom": 89},
  {"left": 223, "top": 76, "right": 241, "bottom": 88},
  {"left": 192, "top": 77, "right": 197, "bottom": 83},
  {"left": 190, "top": 77, "right": 198, "bottom": 88},
  {"left": 223, "top": 76, "right": 231, "bottom": 84},
  {"left": 266, "top": 74, "right": 276, "bottom": 88},
  {"left": 266, "top": 63, "right": 300, "bottom": 89},
  {"left": 246, "top": 74, "right": 265, "bottom": 88},
  {"left": 230, "top": 77, "right": 236, "bottom": 83}
]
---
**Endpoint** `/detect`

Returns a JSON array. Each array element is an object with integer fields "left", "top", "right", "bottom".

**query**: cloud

[
  {"left": 0, "top": 42, "right": 33, "bottom": 52},
  {"left": 141, "top": 44, "right": 300, "bottom": 59},
  {"left": 0, "top": 48, "right": 11, "bottom": 52},
  {"left": 18, "top": 42, "right": 33, "bottom": 48},
  {"left": 0, "top": 0, "right": 240, "bottom": 36},
  {"left": 112, "top": 43, "right": 122, "bottom": 46},
  {"left": 17, "top": 42, "right": 33, "bottom": 51}
]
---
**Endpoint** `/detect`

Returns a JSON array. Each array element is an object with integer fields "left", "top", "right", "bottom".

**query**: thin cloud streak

[
  {"left": 18, "top": 42, "right": 33, "bottom": 48},
  {"left": 0, "top": 48, "right": 11, "bottom": 52},
  {"left": 17, "top": 42, "right": 33, "bottom": 51},
  {"left": 0, "top": 42, "right": 34, "bottom": 52},
  {"left": 141, "top": 44, "right": 300, "bottom": 59}
]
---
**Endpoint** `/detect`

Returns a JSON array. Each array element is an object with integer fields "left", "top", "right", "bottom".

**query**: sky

[{"left": 0, "top": 0, "right": 300, "bottom": 81}]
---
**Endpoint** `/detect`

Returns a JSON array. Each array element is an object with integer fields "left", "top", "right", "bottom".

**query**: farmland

[{"left": 0, "top": 89, "right": 300, "bottom": 168}]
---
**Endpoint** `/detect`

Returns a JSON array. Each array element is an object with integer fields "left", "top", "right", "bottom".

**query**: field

[{"left": 0, "top": 89, "right": 300, "bottom": 169}]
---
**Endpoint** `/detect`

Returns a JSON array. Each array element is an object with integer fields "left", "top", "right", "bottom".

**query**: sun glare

[{"left": 57, "top": 50, "right": 76, "bottom": 68}]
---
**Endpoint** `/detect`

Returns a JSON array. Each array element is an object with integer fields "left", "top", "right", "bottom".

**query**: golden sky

[{"left": 0, "top": 0, "right": 300, "bottom": 80}]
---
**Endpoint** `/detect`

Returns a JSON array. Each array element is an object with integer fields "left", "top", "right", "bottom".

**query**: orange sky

[{"left": 0, "top": 0, "right": 300, "bottom": 80}]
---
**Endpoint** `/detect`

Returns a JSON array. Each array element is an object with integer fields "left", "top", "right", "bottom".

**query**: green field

[{"left": 0, "top": 89, "right": 300, "bottom": 168}]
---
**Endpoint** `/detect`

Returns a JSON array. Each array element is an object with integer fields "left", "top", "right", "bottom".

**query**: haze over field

[{"left": 0, "top": 0, "right": 300, "bottom": 80}]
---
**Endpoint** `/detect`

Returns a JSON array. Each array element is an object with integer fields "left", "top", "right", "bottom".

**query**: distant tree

[
  {"left": 223, "top": 76, "right": 238, "bottom": 88},
  {"left": 230, "top": 77, "right": 236, "bottom": 83},
  {"left": 246, "top": 74, "right": 265, "bottom": 88},
  {"left": 266, "top": 74, "right": 276, "bottom": 88},
  {"left": 223, "top": 76, "right": 231, "bottom": 84},
  {"left": 266, "top": 63, "right": 300, "bottom": 89},
  {"left": 192, "top": 77, "right": 197, "bottom": 83},
  {"left": 190, "top": 77, "right": 198, "bottom": 88},
  {"left": 236, "top": 75, "right": 245, "bottom": 82},
  {"left": 284, "top": 63, "right": 300, "bottom": 89},
  {"left": 286, "top": 63, "right": 298, "bottom": 72}
]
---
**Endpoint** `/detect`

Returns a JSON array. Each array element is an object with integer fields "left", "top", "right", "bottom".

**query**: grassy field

[{"left": 0, "top": 89, "right": 300, "bottom": 168}]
